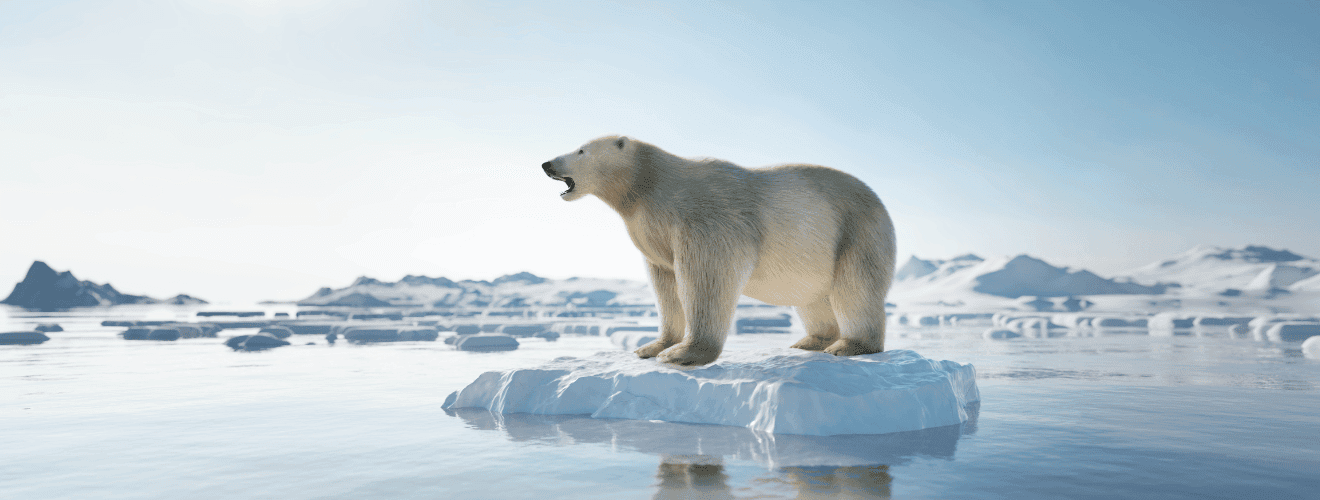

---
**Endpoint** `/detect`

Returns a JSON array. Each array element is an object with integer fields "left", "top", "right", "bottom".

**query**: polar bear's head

[{"left": 542, "top": 135, "right": 632, "bottom": 202}]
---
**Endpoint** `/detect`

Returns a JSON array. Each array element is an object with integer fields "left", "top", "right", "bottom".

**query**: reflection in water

[
  {"left": 774, "top": 465, "right": 893, "bottom": 499},
  {"left": 445, "top": 407, "right": 970, "bottom": 498},
  {"left": 651, "top": 456, "right": 895, "bottom": 499},
  {"left": 447, "top": 402, "right": 977, "bottom": 469},
  {"left": 653, "top": 455, "right": 735, "bottom": 500}
]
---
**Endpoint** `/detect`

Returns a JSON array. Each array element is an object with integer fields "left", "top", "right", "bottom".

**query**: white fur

[{"left": 544, "top": 136, "right": 896, "bottom": 365}]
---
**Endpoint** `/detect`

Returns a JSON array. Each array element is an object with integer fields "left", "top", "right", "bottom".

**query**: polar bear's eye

[{"left": 578, "top": 149, "right": 584, "bottom": 155}]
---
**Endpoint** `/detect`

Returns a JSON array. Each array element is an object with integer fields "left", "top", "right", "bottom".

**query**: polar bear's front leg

[
  {"left": 658, "top": 251, "right": 750, "bottom": 366},
  {"left": 635, "top": 263, "right": 685, "bottom": 359}
]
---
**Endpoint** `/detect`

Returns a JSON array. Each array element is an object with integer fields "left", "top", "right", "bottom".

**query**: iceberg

[{"left": 443, "top": 349, "right": 979, "bottom": 436}]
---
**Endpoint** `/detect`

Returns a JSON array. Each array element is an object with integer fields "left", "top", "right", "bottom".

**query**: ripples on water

[{"left": 2, "top": 306, "right": 1318, "bottom": 499}]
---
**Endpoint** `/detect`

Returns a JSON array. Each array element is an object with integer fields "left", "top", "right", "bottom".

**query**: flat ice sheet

[{"left": 443, "top": 348, "right": 979, "bottom": 436}]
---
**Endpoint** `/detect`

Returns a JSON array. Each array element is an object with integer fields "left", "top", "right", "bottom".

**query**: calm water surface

[{"left": 2, "top": 307, "right": 1318, "bottom": 499}]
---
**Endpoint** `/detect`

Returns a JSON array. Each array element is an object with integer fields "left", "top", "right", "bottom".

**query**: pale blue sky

[{"left": 2, "top": 0, "right": 1317, "bottom": 302}]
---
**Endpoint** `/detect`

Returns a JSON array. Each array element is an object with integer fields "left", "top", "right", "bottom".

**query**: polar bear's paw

[
  {"left": 634, "top": 339, "right": 676, "bottom": 359},
  {"left": 657, "top": 342, "right": 721, "bottom": 366},
  {"left": 789, "top": 335, "right": 836, "bottom": 351},
  {"left": 824, "top": 338, "right": 883, "bottom": 357}
]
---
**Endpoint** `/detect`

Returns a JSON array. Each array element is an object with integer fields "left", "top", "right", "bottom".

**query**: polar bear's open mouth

[{"left": 559, "top": 177, "right": 575, "bottom": 195}]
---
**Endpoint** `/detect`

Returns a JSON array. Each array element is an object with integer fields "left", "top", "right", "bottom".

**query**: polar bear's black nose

[{"left": 542, "top": 162, "right": 555, "bottom": 175}]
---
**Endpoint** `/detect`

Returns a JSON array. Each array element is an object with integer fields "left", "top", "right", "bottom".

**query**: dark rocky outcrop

[
  {"left": 2, "top": 261, "right": 153, "bottom": 308},
  {"left": 1, "top": 261, "right": 204, "bottom": 308},
  {"left": 343, "top": 327, "right": 440, "bottom": 343},
  {"left": 169, "top": 324, "right": 218, "bottom": 338},
  {"left": 0, "top": 331, "right": 49, "bottom": 345},
  {"left": 121, "top": 328, "right": 181, "bottom": 341},
  {"left": 454, "top": 334, "right": 519, "bottom": 351},
  {"left": 277, "top": 323, "right": 335, "bottom": 335},
  {"left": 296, "top": 310, "right": 349, "bottom": 318},
  {"left": 209, "top": 321, "right": 270, "bottom": 329},
  {"left": 257, "top": 326, "right": 294, "bottom": 339},
  {"left": 101, "top": 320, "right": 173, "bottom": 327},
  {"left": 197, "top": 311, "right": 263, "bottom": 317},
  {"left": 348, "top": 312, "right": 403, "bottom": 321},
  {"left": 453, "top": 324, "right": 482, "bottom": 335},
  {"left": 496, "top": 324, "right": 550, "bottom": 337},
  {"left": 161, "top": 294, "right": 208, "bottom": 305},
  {"left": 34, "top": 323, "right": 63, "bottom": 332},
  {"left": 225, "top": 333, "right": 290, "bottom": 351}
]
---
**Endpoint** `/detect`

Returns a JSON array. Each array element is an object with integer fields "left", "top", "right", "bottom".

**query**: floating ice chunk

[
  {"left": 497, "top": 324, "right": 550, "bottom": 337},
  {"left": 1091, "top": 316, "right": 1148, "bottom": 328},
  {"left": 1250, "top": 315, "right": 1320, "bottom": 340},
  {"left": 1192, "top": 316, "right": 1254, "bottom": 327},
  {"left": 610, "top": 330, "right": 658, "bottom": 351},
  {"left": 442, "top": 349, "right": 979, "bottom": 436},
  {"left": 258, "top": 326, "right": 294, "bottom": 339},
  {"left": 1303, "top": 336, "right": 1320, "bottom": 359},
  {"left": 225, "top": 333, "right": 289, "bottom": 351},
  {"left": 1266, "top": 322, "right": 1320, "bottom": 342},
  {"left": 121, "top": 327, "right": 180, "bottom": 341},
  {"left": 454, "top": 334, "right": 519, "bottom": 351},
  {"left": 982, "top": 329, "right": 1021, "bottom": 339},
  {"left": 605, "top": 325, "right": 658, "bottom": 336},
  {"left": 1150, "top": 312, "right": 1196, "bottom": 330}
]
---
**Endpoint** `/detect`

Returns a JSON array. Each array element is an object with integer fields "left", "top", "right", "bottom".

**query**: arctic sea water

[{"left": 3, "top": 306, "right": 1318, "bottom": 499}]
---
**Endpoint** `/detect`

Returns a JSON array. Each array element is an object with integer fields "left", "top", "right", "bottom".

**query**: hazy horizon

[{"left": 4, "top": 0, "right": 1317, "bottom": 303}]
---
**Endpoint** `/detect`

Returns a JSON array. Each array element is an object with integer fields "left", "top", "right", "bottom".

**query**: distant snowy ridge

[
  {"left": 893, "top": 254, "right": 1166, "bottom": 300},
  {"left": 1119, "top": 245, "right": 1319, "bottom": 294},
  {"left": 1, "top": 261, "right": 207, "bottom": 309},
  {"left": 893, "top": 245, "right": 1318, "bottom": 306},
  {"left": 298, "top": 271, "right": 653, "bottom": 308}
]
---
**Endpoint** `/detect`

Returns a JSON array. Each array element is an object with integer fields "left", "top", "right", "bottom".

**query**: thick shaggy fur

[{"left": 543, "top": 136, "right": 896, "bottom": 366}]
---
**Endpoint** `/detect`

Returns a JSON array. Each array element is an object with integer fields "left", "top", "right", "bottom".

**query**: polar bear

[{"left": 542, "top": 136, "right": 896, "bottom": 366}]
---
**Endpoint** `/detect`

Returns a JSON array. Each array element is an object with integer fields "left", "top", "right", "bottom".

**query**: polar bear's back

[{"left": 740, "top": 164, "right": 895, "bottom": 305}]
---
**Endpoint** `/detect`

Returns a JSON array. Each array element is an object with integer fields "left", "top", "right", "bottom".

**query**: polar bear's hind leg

[
  {"left": 790, "top": 296, "right": 840, "bottom": 351},
  {"left": 822, "top": 223, "right": 892, "bottom": 356}
]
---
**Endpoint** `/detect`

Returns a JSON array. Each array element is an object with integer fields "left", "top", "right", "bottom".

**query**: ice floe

[
  {"left": 610, "top": 329, "right": 658, "bottom": 351},
  {"left": 443, "top": 349, "right": 978, "bottom": 436},
  {"left": 1303, "top": 336, "right": 1320, "bottom": 359}
]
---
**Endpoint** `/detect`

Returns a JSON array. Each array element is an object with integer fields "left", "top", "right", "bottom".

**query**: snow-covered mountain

[
  {"left": 895, "top": 254, "right": 985, "bottom": 282},
  {"left": 892, "top": 254, "right": 1165, "bottom": 302},
  {"left": 297, "top": 272, "right": 654, "bottom": 308},
  {"left": 1, "top": 261, "right": 207, "bottom": 309},
  {"left": 1119, "top": 245, "right": 1319, "bottom": 295}
]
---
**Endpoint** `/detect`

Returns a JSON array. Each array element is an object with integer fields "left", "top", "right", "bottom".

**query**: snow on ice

[{"left": 442, "top": 349, "right": 979, "bottom": 436}]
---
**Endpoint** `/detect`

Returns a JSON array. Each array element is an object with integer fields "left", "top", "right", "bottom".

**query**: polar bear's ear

[{"left": 615, "top": 137, "right": 628, "bottom": 150}]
